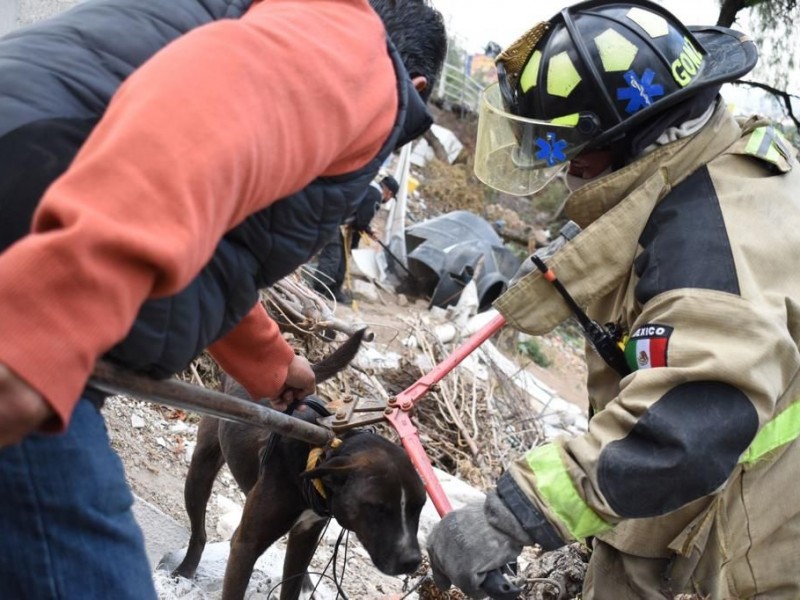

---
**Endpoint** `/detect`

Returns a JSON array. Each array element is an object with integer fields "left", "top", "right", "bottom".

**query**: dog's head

[{"left": 303, "top": 431, "right": 426, "bottom": 575}]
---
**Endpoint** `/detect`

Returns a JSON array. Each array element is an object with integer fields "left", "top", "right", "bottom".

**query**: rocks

[
  {"left": 521, "top": 544, "right": 590, "bottom": 600},
  {"left": 351, "top": 278, "right": 380, "bottom": 303}
]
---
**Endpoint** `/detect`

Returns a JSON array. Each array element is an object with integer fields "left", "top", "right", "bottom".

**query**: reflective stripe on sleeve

[
  {"left": 743, "top": 125, "right": 792, "bottom": 170},
  {"left": 740, "top": 399, "right": 800, "bottom": 466},
  {"left": 525, "top": 443, "right": 613, "bottom": 540}
]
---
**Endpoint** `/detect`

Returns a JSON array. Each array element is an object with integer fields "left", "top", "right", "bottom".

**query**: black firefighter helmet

[{"left": 474, "top": 0, "right": 758, "bottom": 196}]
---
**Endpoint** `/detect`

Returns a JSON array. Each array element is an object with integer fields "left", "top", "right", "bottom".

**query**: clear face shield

[{"left": 474, "top": 83, "right": 599, "bottom": 197}]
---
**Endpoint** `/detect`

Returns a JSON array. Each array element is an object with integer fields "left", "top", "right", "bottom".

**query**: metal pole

[
  {"left": 370, "top": 233, "right": 415, "bottom": 279},
  {"left": 89, "top": 361, "right": 334, "bottom": 446}
]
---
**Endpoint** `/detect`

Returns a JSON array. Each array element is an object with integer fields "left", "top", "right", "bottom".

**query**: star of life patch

[{"left": 624, "top": 324, "right": 673, "bottom": 371}]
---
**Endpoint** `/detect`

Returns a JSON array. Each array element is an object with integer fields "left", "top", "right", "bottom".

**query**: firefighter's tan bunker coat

[{"left": 494, "top": 102, "right": 800, "bottom": 599}]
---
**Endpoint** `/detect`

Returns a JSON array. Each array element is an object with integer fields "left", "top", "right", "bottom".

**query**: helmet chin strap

[
  {"left": 567, "top": 148, "right": 614, "bottom": 179},
  {"left": 565, "top": 167, "right": 612, "bottom": 192}
]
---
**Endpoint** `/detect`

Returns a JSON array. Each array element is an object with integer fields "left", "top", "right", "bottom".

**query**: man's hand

[
  {"left": 271, "top": 355, "right": 316, "bottom": 411},
  {"left": 427, "top": 492, "right": 529, "bottom": 599},
  {"left": 0, "top": 364, "right": 54, "bottom": 446}
]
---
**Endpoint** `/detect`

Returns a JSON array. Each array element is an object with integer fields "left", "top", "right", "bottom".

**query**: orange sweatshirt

[{"left": 0, "top": 0, "right": 398, "bottom": 428}]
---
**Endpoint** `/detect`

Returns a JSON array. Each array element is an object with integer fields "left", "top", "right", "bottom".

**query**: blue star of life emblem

[
  {"left": 535, "top": 132, "right": 568, "bottom": 166},
  {"left": 617, "top": 69, "right": 664, "bottom": 113}
]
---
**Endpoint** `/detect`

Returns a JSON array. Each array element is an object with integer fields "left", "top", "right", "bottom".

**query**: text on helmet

[{"left": 671, "top": 37, "right": 704, "bottom": 87}]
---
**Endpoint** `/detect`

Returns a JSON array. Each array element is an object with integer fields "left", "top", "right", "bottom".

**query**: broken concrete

[{"left": 133, "top": 495, "right": 190, "bottom": 570}]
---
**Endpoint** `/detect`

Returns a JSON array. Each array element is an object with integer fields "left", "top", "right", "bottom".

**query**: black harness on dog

[
  {"left": 259, "top": 397, "right": 337, "bottom": 517},
  {"left": 300, "top": 438, "right": 342, "bottom": 518}
]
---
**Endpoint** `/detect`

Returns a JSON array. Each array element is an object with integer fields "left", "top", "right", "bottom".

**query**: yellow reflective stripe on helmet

[
  {"left": 525, "top": 443, "right": 613, "bottom": 540},
  {"left": 550, "top": 113, "right": 580, "bottom": 126},
  {"left": 520, "top": 50, "right": 542, "bottom": 92},
  {"left": 740, "top": 400, "right": 800, "bottom": 466},
  {"left": 626, "top": 7, "right": 669, "bottom": 38},
  {"left": 595, "top": 28, "right": 638, "bottom": 72},
  {"left": 547, "top": 51, "right": 582, "bottom": 98}
]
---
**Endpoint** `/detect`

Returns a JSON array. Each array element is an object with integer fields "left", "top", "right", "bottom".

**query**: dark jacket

[
  {"left": 349, "top": 182, "right": 383, "bottom": 232},
  {"left": 0, "top": 0, "right": 431, "bottom": 378}
]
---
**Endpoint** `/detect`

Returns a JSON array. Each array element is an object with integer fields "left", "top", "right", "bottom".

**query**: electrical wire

[{"left": 264, "top": 522, "right": 354, "bottom": 599}]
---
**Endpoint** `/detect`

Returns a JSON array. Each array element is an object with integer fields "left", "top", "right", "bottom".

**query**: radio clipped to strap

[{"left": 530, "top": 255, "right": 630, "bottom": 378}]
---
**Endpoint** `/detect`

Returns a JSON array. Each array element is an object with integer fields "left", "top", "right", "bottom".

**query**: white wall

[
  {"left": 6, "top": 0, "right": 83, "bottom": 33},
  {"left": 0, "top": 0, "right": 19, "bottom": 36}
]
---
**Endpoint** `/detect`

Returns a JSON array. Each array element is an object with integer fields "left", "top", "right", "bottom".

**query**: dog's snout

[
  {"left": 397, "top": 549, "right": 422, "bottom": 574},
  {"left": 374, "top": 545, "right": 422, "bottom": 576},
  {"left": 391, "top": 548, "right": 422, "bottom": 575}
]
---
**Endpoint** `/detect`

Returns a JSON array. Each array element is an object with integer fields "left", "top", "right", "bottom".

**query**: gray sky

[{"left": 429, "top": 0, "right": 724, "bottom": 55}]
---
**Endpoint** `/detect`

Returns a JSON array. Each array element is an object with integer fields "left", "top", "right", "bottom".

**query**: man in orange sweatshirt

[{"left": 0, "top": 0, "right": 445, "bottom": 596}]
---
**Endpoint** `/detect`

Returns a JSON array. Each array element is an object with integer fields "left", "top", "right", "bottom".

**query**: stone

[{"left": 350, "top": 279, "right": 379, "bottom": 303}]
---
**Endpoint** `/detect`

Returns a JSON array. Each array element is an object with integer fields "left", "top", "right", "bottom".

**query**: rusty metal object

[
  {"left": 90, "top": 361, "right": 334, "bottom": 446},
  {"left": 317, "top": 395, "right": 389, "bottom": 432}
]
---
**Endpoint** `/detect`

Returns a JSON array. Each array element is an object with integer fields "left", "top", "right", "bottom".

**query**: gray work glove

[{"left": 426, "top": 491, "right": 529, "bottom": 599}]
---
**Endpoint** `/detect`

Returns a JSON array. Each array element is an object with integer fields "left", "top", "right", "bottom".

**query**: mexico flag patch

[{"left": 624, "top": 324, "right": 673, "bottom": 371}]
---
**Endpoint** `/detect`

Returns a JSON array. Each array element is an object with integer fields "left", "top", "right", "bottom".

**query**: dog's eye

[{"left": 367, "top": 502, "right": 391, "bottom": 516}]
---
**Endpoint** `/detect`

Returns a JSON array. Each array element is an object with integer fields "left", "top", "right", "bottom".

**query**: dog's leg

[
  {"left": 172, "top": 417, "right": 225, "bottom": 579},
  {"left": 222, "top": 478, "right": 302, "bottom": 600},
  {"left": 279, "top": 512, "right": 328, "bottom": 600}
]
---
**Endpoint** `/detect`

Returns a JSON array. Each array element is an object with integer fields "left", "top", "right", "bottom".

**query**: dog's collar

[
  {"left": 257, "top": 398, "right": 339, "bottom": 516},
  {"left": 305, "top": 437, "right": 342, "bottom": 499},
  {"left": 303, "top": 437, "right": 342, "bottom": 516},
  {"left": 260, "top": 397, "right": 332, "bottom": 473}
]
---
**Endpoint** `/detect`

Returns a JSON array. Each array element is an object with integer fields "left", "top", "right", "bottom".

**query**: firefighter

[{"left": 427, "top": 1, "right": 800, "bottom": 598}]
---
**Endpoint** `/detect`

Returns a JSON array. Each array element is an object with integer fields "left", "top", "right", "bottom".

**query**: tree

[{"left": 715, "top": 0, "right": 800, "bottom": 129}]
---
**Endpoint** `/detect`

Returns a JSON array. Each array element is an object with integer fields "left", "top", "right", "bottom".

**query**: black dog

[{"left": 173, "top": 330, "right": 427, "bottom": 599}]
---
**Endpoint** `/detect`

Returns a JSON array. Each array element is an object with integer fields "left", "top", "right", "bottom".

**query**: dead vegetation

[
  {"left": 180, "top": 272, "right": 551, "bottom": 492},
  {"left": 418, "top": 157, "right": 488, "bottom": 216}
]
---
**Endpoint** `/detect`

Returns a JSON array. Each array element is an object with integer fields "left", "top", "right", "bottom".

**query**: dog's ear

[
  {"left": 311, "top": 328, "right": 369, "bottom": 383},
  {"left": 302, "top": 455, "right": 365, "bottom": 490}
]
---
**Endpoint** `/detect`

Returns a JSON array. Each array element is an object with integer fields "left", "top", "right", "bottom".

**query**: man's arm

[
  {"left": 351, "top": 184, "right": 383, "bottom": 232},
  {"left": 0, "top": 366, "right": 54, "bottom": 446},
  {"left": 494, "top": 290, "right": 789, "bottom": 544},
  {"left": 207, "top": 303, "right": 315, "bottom": 410},
  {"left": 0, "top": 0, "right": 397, "bottom": 434}
]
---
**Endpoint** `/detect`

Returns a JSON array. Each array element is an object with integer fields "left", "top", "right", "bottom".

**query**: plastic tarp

[{"left": 404, "top": 210, "right": 521, "bottom": 311}]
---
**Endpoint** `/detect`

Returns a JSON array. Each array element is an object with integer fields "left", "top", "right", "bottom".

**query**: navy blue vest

[{"left": 0, "top": 0, "right": 431, "bottom": 378}]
